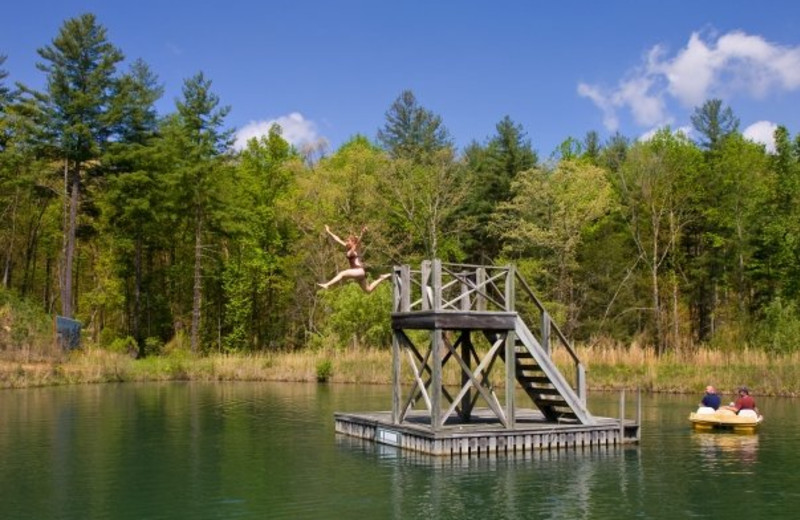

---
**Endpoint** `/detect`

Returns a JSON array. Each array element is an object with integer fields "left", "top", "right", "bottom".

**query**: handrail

[
  {"left": 514, "top": 271, "right": 581, "bottom": 365},
  {"left": 392, "top": 260, "right": 586, "bottom": 403}
]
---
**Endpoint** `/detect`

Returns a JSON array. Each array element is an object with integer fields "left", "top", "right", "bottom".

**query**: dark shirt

[{"left": 701, "top": 393, "right": 721, "bottom": 410}]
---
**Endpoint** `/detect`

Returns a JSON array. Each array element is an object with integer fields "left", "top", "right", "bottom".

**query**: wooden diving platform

[
  {"left": 336, "top": 408, "right": 639, "bottom": 456},
  {"left": 335, "top": 260, "right": 640, "bottom": 456}
]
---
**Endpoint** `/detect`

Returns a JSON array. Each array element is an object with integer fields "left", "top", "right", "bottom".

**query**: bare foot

[{"left": 317, "top": 283, "right": 328, "bottom": 289}]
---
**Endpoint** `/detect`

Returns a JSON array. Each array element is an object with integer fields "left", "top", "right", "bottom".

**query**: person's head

[
  {"left": 738, "top": 386, "right": 749, "bottom": 396},
  {"left": 705, "top": 385, "right": 715, "bottom": 394},
  {"left": 345, "top": 235, "right": 359, "bottom": 248}
]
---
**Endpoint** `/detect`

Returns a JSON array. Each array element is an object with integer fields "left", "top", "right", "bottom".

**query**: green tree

[
  {"left": 463, "top": 116, "right": 537, "bottom": 262},
  {"left": 377, "top": 90, "right": 452, "bottom": 162},
  {"left": 494, "top": 158, "right": 613, "bottom": 333},
  {"left": 34, "top": 13, "right": 124, "bottom": 318},
  {"left": 161, "top": 72, "right": 232, "bottom": 352},
  {"left": 615, "top": 129, "right": 702, "bottom": 353},
  {"left": 690, "top": 99, "right": 739, "bottom": 150},
  {"left": 222, "top": 125, "right": 298, "bottom": 351},
  {"left": 98, "top": 59, "right": 164, "bottom": 353}
]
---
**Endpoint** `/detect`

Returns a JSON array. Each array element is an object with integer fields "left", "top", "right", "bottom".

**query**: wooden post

[
  {"left": 392, "top": 330, "right": 401, "bottom": 424},
  {"left": 637, "top": 387, "right": 642, "bottom": 442},
  {"left": 476, "top": 267, "right": 486, "bottom": 311},
  {"left": 619, "top": 389, "right": 626, "bottom": 442},
  {"left": 541, "top": 311, "right": 551, "bottom": 355},
  {"left": 400, "top": 264, "right": 411, "bottom": 312},
  {"left": 431, "top": 259, "right": 443, "bottom": 429},
  {"left": 505, "top": 265, "right": 516, "bottom": 428},
  {"left": 432, "top": 329, "right": 443, "bottom": 430},
  {"left": 577, "top": 363, "right": 587, "bottom": 405},
  {"left": 432, "top": 259, "right": 442, "bottom": 311},
  {"left": 421, "top": 260, "right": 431, "bottom": 310},
  {"left": 459, "top": 270, "right": 470, "bottom": 311},
  {"left": 461, "top": 331, "right": 473, "bottom": 420}
]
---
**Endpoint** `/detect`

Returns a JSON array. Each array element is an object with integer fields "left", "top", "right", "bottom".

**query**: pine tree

[{"left": 35, "top": 13, "right": 124, "bottom": 318}]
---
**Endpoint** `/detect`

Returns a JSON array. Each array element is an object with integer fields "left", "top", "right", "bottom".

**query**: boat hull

[{"left": 689, "top": 408, "right": 762, "bottom": 434}]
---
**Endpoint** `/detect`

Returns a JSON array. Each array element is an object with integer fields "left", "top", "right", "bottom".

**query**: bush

[
  {"left": 107, "top": 336, "right": 139, "bottom": 358},
  {"left": 316, "top": 359, "right": 333, "bottom": 382},
  {"left": 317, "top": 282, "right": 392, "bottom": 349}
]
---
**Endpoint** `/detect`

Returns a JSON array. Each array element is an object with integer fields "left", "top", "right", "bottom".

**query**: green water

[{"left": 1, "top": 382, "right": 799, "bottom": 519}]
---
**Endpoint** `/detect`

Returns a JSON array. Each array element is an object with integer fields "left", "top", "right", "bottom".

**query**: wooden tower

[{"left": 335, "top": 259, "right": 640, "bottom": 455}]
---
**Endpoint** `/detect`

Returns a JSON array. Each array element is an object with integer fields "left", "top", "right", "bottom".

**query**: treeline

[{"left": 2, "top": 14, "right": 800, "bottom": 357}]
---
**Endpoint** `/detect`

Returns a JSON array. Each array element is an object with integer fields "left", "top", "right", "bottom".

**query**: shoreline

[{"left": 3, "top": 346, "right": 798, "bottom": 397}]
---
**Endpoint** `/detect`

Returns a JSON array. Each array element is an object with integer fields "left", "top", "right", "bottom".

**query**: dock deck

[{"left": 336, "top": 408, "right": 639, "bottom": 456}]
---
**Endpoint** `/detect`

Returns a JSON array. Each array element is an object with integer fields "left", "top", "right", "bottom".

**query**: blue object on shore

[{"left": 56, "top": 316, "right": 81, "bottom": 350}]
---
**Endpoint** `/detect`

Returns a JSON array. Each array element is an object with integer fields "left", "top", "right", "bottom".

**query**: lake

[{"left": 2, "top": 382, "right": 799, "bottom": 519}]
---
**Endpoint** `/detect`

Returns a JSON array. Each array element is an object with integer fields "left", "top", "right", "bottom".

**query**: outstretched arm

[
  {"left": 325, "top": 225, "right": 348, "bottom": 247},
  {"left": 357, "top": 225, "right": 367, "bottom": 243}
]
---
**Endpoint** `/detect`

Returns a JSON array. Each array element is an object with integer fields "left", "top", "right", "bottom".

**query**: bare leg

[
  {"left": 318, "top": 268, "right": 366, "bottom": 289},
  {"left": 363, "top": 273, "right": 392, "bottom": 293}
]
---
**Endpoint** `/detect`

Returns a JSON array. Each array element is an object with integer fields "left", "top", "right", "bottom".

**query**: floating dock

[{"left": 335, "top": 261, "right": 640, "bottom": 456}]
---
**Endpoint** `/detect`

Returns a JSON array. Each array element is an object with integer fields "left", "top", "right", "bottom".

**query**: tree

[
  {"left": 379, "top": 149, "right": 468, "bottom": 262},
  {"left": 494, "top": 158, "right": 613, "bottom": 333},
  {"left": 691, "top": 99, "right": 739, "bottom": 150},
  {"left": 222, "top": 125, "right": 298, "bottom": 351},
  {"left": 462, "top": 116, "right": 537, "bottom": 262},
  {"left": 35, "top": 13, "right": 124, "bottom": 318},
  {"left": 99, "top": 59, "right": 164, "bottom": 353},
  {"left": 615, "top": 129, "right": 702, "bottom": 353},
  {"left": 161, "top": 72, "right": 232, "bottom": 352},
  {"left": 377, "top": 90, "right": 452, "bottom": 162}
]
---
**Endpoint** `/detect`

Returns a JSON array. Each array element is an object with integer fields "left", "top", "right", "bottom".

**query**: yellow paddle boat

[{"left": 689, "top": 407, "right": 763, "bottom": 434}]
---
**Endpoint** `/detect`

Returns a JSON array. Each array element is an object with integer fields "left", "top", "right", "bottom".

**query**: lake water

[{"left": 2, "top": 382, "right": 799, "bottom": 519}]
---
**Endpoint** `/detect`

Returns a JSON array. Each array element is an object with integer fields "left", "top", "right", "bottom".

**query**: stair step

[
  {"left": 517, "top": 375, "right": 551, "bottom": 384},
  {"left": 523, "top": 386, "right": 561, "bottom": 395}
]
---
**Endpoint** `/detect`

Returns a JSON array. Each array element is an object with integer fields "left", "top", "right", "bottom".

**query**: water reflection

[
  {"left": 337, "top": 434, "right": 641, "bottom": 519},
  {"left": 3, "top": 384, "right": 800, "bottom": 519},
  {"left": 692, "top": 432, "right": 759, "bottom": 470}
]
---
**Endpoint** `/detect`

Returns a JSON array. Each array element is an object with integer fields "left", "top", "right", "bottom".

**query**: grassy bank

[{"left": 3, "top": 345, "right": 800, "bottom": 397}]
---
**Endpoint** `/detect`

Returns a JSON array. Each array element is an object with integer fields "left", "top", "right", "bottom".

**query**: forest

[{"left": 2, "top": 13, "right": 800, "bottom": 359}]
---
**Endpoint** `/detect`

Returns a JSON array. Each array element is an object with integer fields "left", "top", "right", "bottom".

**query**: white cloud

[
  {"left": 234, "top": 112, "right": 325, "bottom": 150},
  {"left": 579, "top": 30, "right": 800, "bottom": 131},
  {"left": 743, "top": 120, "right": 778, "bottom": 153}
]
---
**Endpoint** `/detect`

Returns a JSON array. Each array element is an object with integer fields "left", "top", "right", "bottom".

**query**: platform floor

[{"left": 335, "top": 408, "right": 639, "bottom": 456}]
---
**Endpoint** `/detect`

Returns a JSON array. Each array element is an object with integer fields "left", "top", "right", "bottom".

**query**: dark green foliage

[
  {"left": 377, "top": 89, "right": 452, "bottom": 162},
  {"left": 691, "top": 98, "right": 739, "bottom": 150}
]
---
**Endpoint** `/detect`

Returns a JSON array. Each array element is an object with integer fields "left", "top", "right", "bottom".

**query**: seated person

[
  {"left": 723, "top": 386, "right": 758, "bottom": 414},
  {"left": 700, "top": 385, "right": 721, "bottom": 410}
]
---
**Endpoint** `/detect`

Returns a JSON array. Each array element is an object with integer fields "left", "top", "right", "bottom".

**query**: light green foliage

[
  {"left": 317, "top": 283, "right": 392, "bottom": 349},
  {"left": 315, "top": 359, "right": 333, "bottom": 382},
  {"left": 495, "top": 158, "right": 613, "bottom": 330}
]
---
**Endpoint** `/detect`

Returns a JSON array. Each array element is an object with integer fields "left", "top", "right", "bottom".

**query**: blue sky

[{"left": 3, "top": 1, "right": 800, "bottom": 157}]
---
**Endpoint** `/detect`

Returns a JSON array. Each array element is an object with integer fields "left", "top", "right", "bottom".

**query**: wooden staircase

[{"left": 492, "top": 316, "right": 593, "bottom": 424}]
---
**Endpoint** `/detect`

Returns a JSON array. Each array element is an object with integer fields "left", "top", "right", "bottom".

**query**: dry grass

[{"left": 2, "top": 343, "right": 800, "bottom": 396}]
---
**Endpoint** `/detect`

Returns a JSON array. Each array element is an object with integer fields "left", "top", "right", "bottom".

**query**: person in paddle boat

[
  {"left": 700, "top": 385, "right": 721, "bottom": 410},
  {"left": 722, "top": 386, "right": 759, "bottom": 415},
  {"left": 318, "top": 224, "right": 391, "bottom": 293}
]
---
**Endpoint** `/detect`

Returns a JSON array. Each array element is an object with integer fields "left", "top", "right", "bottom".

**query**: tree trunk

[
  {"left": 62, "top": 163, "right": 80, "bottom": 318},
  {"left": 134, "top": 236, "right": 143, "bottom": 356},
  {"left": 191, "top": 211, "right": 203, "bottom": 353},
  {"left": 2, "top": 188, "right": 18, "bottom": 288}
]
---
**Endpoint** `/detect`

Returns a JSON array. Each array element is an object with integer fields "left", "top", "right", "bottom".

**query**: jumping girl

[{"left": 318, "top": 225, "right": 391, "bottom": 293}]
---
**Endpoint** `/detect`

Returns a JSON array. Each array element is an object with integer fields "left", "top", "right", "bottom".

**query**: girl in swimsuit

[{"left": 318, "top": 225, "right": 391, "bottom": 293}]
